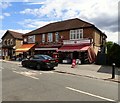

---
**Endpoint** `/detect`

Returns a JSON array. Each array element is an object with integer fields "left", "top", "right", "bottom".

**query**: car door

[
  {"left": 31, "top": 56, "right": 40, "bottom": 67},
  {"left": 27, "top": 56, "right": 34, "bottom": 67},
  {"left": 28, "top": 56, "right": 39, "bottom": 67}
]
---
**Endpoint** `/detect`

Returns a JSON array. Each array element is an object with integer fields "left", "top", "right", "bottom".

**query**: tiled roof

[
  {"left": 8, "top": 30, "right": 23, "bottom": 39},
  {"left": 25, "top": 18, "right": 94, "bottom": 35},
  {"left": 2, "top": 30, "right": 23, "bottom": 39}
]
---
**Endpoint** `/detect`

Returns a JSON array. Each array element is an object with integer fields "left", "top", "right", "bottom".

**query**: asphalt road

[{"left": 1, "top": 61, "right": 119, "bottom": 102}]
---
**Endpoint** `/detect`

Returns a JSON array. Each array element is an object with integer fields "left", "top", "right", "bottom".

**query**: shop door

[
  {"left": 81, "top": 52, "right": 85, "bottom": 64},
  {"left": 8, "top": 49, "right": 13, "bottom": 59},
  {"left": 73, "top": 51, "right": 79, "bottom": 59}
]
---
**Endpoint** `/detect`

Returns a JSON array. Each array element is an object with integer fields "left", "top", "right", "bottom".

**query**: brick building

[
  {"left": 1, "top": 30, "right": 23, "bottom": 60},
  {"left": 16, "top": 18, "right": 107, "bottom": 63}
]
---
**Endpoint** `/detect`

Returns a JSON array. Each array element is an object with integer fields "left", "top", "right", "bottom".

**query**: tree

[
  {"left": 106, "top": 41, "right": 120, "bottom": 67},
  {"left": 106, "top": 41, "right": 114, "bottom": 54}
]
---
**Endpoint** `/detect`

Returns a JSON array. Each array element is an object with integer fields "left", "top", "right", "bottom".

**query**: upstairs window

[
  {"left": 3, "top": 39, "right": 7, "bottom": 46},
  {"left": 70, "top": 29, "right": 83, "bottom": 40},
  {"left": 7, "top": 39, "right": 10, "bottom": 46},
  {"left": 42, "top": 34, "right": 45, "bottom": 43},
  {"left": 10, "top": 39, "right": 13, "bottom": 45},
  {"left": 48, "top": 33, "right": 53, "bottom": 42},
  {"left": 28, "top": 35, "right": 35, "bottom": 43},
  {"left": 55, "top": 32, "right": 59, "bottom": 42}
]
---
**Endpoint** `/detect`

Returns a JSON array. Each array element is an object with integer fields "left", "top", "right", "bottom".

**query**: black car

[{"left": 21, "top": 55, "right": 58, "bottom": 69}]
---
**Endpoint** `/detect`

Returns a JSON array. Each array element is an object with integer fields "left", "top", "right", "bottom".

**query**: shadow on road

[
  {"left": 27, "top": 67, "right": 55, "bottom": 71},
  {"left": 97, "top": 65, "right": 120, "bottom": 75},
  {"left": 19, "top": 65, "right": 55, "bottom": 71}
]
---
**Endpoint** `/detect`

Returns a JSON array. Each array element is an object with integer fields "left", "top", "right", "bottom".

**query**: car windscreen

[{"left": 41, "top": 55, "right": 52, "bottom": 60}]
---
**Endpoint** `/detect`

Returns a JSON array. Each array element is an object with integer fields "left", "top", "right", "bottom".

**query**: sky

[{"left": 0, "top": 0, "right": 119, "bottom": 44}]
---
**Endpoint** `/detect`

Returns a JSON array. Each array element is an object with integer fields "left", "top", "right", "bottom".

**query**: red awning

[
  {"left": 16, "top": 44, "right": 35, "bottom": 52},
  {"left": 58, "top": 44, "right": 90, "bottom": 52}
]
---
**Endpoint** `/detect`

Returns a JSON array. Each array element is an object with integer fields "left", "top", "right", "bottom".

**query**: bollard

[
  {"left": 71, "top": 59, "right": 76, "bottom": 68},
  {"left": 111, "top": 63, "right": 115, "bottom": 79}
]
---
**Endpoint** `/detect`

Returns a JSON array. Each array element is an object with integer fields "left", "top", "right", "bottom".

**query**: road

[{"left": 1, "top": 61, "right": 119, "bottom": 102}]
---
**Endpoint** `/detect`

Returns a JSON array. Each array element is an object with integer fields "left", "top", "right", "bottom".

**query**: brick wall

[
  {"left": 83, "top": 28, "right": 94, "bottom": 39},
  {"left": 35, "top": 30, "right": 69, "bottom": 44},
  {"left": 93, "top": 30, "right": 101, "bottom": 54},
  {"left": 15, "top": 39, "right": 23, "bottom": 55},
  {"left": 24, "top": 27, "right": 105, "bottom": 55}
]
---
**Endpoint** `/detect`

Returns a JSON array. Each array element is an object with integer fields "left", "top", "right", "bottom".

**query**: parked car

[{"left": 21, "top": 54, "right": 58, "bottom": 69}]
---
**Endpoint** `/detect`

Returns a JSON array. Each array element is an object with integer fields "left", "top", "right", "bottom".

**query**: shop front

[
  {"left": 2, "top": 47, "right": 16, "bottom": 60},
  {"left": 34, "top": 43, "right": 61, "bottom": 58},
  {"left": 35, "top": 47, "right": 58, "bottom": 58},
  {"left": 58, "top": 39, "right": 96, "bottom": 64},
  {"left": 15, "top": 43, "right": 35, "bottom": 60}
]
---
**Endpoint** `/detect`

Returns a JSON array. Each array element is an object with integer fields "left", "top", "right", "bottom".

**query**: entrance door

[
  {"left": 8, "top": 48, "right": 13, "bottom": 59},
  {"left": 73, "top": 51, "right": 79, "bottom": 59},
  {"left": 81, "top": 52, "right": 85, "bottom": 64}
]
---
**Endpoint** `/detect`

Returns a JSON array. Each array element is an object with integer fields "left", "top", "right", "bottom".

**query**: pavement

[
  {"left": 55, "top": 64, "right": 120, "bottom": 83},
  {"left": 1, "top": 59, "right": 120, "bottom": 83}
]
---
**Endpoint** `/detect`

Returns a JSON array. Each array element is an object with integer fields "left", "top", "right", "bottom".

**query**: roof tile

[{"left": 26, "top": 18, "right": 94, "bottom": 35}]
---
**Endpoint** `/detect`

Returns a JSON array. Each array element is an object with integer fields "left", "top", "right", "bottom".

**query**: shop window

[
  {"left": 2, "top": 50, "right": 4, "bottom": 56},
  {"left": 5, "top": 49, "right": 8, "bottom": 56},
  {"left": 48, "top": 33, "right": 53, "bottom": 42},
  {"left": 42, "top": 34, "right": 45, "bottom": 43},
  {"left": 0, "top": 50, "right": 1, "bottom": 56},
  {"left": 70, "top": 29, "right": 83, "bottom": 40}
]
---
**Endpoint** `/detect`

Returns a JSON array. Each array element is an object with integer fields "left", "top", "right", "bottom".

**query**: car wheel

[
  {"left": 22, "top": 63, "right": 26, "bottom": 67},
  {"left": 36, "top": 64, "right": 41, "bottom": 70},
  {"left": 50, "top": 67, "right": 54, "bottom": 70}
]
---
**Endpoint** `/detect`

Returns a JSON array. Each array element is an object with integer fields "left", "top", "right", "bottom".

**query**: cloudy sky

[{"left": 0, "top": 0, "right": 119, "bottom": 44}]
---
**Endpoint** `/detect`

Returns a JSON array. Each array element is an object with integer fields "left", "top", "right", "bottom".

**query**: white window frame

[
  {"left": 7, "top": 39, "right": 10, "bottom": 46},
  {"left": 70, "top": 29, "right": 83, "bottom": 40},
  {"left": 42, "top": 34, "right": 45, "bottom": 43},
  {"left": 3, "top": 39, "right": 7, "bottom": 46},
  {"left": 28, "top": 35, "right": 35, "bottom": 43},
  {"left": 48, "top": 33, "right": 53, "bottom": 42},
  {"left": 55, "top": 32, "right": 59, "bottom": 42},
  {"left": 10, "top": 39, "right": 13, "bottom": 45}
]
